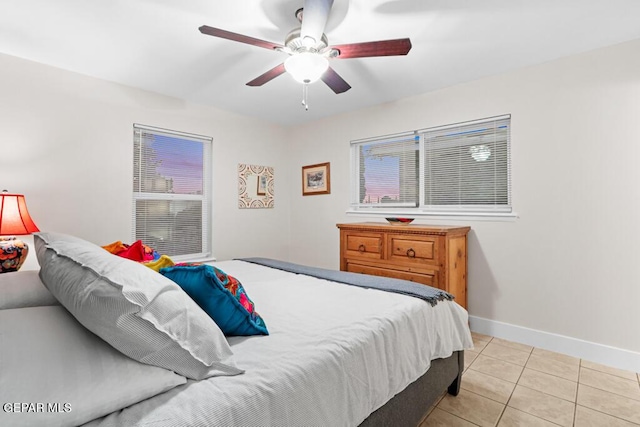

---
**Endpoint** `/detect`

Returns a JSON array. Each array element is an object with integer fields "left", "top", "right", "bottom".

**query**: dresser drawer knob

[
  {"left": 406, "top": 248, "right": 416, "bottom": 258},
  {"left": 358, "top": 244, "right": 366, "bottom": 253}
]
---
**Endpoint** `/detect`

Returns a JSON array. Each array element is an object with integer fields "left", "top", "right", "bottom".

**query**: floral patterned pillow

[{"left": 160, "top": 264, "right": 268, "bottom": 336}]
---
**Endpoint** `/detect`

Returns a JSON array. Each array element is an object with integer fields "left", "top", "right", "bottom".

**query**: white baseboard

[{"left": 469, "top": 315, "right": 640, "bottom": 373}]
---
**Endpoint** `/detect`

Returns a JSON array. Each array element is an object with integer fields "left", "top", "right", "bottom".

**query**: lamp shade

[
  {"left": 284, "top": 52, "right": 329, "bottom": 84},
  {"left": 0, "top": 192, "right": 40, "bottom": 236}
]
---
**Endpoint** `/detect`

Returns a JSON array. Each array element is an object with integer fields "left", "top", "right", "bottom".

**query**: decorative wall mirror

[{"left": 238, "top": 164, "right": 274, "bottom": 209}]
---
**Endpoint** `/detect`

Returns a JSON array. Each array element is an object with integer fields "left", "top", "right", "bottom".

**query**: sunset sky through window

[
  {"left": 363, "top": 154, "right": 400, "bottom": 202},
  {"left": 150, "top": 134, "right": 204, "bottom": 195}
]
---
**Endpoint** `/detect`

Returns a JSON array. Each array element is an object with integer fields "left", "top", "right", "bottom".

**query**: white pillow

[
  {"left": 0, "top": 306, "right": 187, "bottom": 427},
  {"left": 34, "top": 232, "right": 243, "bottom": 380},
  {"left": 0, "top": 269, "right": 59, "bottom": 309}
]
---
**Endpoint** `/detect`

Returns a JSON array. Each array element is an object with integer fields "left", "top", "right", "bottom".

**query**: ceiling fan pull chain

[{"left": 302, "top": 83, "right": 309, "bottom": 111}]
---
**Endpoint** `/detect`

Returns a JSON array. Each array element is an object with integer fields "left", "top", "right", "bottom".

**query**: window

[
  {"left": 133, "top": 124, "right": 212, "bottom": 259},
  {"left": 351, "top": 133, "right": 419, "bottom": 208},
  {"left": 351, "top": 115, "right": 511, "bottom": 216}
]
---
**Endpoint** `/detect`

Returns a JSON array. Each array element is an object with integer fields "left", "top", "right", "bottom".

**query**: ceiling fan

[{"left": 199, "top": 0, "right": 412, "bottom": 97}]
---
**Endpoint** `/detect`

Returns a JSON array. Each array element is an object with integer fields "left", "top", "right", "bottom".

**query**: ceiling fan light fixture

[
  {"left": 302, "top": 35, "right": 316, "bottom": 48},
  {"left": 284, "top": 52, "right": 329, "bottom": 84}
]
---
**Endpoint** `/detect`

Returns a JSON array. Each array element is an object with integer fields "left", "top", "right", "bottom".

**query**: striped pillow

[
  {"left": 0, "top": 306, "right": 187, "bottom": 427},
  {"left": 0, "top": 270, "right": 59, "bottom": 309},
  {"left": 34, "top": 232, "right": 243, "bottom": 380}
]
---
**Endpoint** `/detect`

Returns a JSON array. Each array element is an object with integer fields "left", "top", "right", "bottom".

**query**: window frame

[
  {"left": 132, "top": 124, "right": 213, "bottom": 261},
  {"left": 349, "top": 115, "right": 514, "bottom": 219},
  {"left": 350, "top": 131, "right": 420, "bottom": 209}
]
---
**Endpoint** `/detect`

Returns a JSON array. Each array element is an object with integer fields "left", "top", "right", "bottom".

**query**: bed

[{"left": 0, "top": 232, "right": 472, "bottom": 427}]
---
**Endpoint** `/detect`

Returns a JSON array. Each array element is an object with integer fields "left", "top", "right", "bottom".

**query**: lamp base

[{"left": 0, "top": 237, "right": 29, "bottom": 273}]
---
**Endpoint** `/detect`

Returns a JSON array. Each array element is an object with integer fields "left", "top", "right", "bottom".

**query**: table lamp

[{"left": 0, "top": 190, "right": 40, "bottom": 273}]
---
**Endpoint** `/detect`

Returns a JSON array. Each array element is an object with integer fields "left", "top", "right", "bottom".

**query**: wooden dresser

[{"left": 337, "top": 222, "right": 470, "bottom": 310}]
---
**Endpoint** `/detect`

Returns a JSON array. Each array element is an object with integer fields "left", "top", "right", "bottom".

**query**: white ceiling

[{"left": 1, "top": 0, "right": 640, "bottom": 126}]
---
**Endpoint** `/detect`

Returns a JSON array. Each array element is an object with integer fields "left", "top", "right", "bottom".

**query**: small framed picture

[
  {"left": 302, "top": 162, "right": 331, "bottom": 196},
  {"left": 257, "top": 175, "right": 267, "bottom": 196}
]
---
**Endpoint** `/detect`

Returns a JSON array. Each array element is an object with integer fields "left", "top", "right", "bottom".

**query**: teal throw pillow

[{"left": 160, "top": 264, "right": 268, "bottom": 336}]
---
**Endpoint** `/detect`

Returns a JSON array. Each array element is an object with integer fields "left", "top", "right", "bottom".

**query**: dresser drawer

[
  {"left": 337, "top": 223, "right": 469, "bottom": 310},
  {"left": 344, "top": 232, "right": 384, "bottom": 260},
  {"left": 346, "top": 262, "right": 438, "bottom": 288},
  {"left": 388, "top": 234, "right": 441, "bottom": 266}
]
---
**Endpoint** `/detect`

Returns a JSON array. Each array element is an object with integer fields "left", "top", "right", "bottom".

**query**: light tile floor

[{"left": 421, "top": 332, "right": 640, "bottom": 426}]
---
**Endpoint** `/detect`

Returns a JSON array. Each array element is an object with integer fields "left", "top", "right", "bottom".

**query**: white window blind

[
  {"left": 349, "top": 115, "right": 511, "bottom": 216},
  {"left": 133, "top": 124, "right": 212, "bottom": 259},
  {"left": 422, "top": 116, "right": 511, "bottom": 213},
  {"left": 350, "top": 133, "right": 419, "bottom": 208}
]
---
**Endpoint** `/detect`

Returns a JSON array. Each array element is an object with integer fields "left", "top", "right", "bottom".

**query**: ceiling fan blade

[
  {"left": 300, "top": 0, "right": 334, "bottom": 44},
  {"left": 321, "top": 66, "right": 351, "bottom": 94},
  {"left": 199, "top": 25, "right": 283, "bottom": 51},
  {"left": 332, "top": 38, "right": 412, "bottom": 59},
  {"left": 246, "top": 63, "right": 287, "bottom": 87}
]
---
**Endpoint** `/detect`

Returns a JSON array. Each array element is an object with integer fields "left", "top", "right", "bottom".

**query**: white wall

[
  {"left": 3, "top": 38, "right": 640, "bottom": 368},
  {"left": 287, "top": 39, "right": 640, "bottom": 361},
  {"left": 0, "top": 53, "right": 291, "bottom": 265}
]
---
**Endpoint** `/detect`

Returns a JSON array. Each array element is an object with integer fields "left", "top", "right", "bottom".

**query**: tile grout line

[
  {"left": 439, "top": 388, "right": 501, "bottom": 425},
  {"left": 485, "top": 340, "right": 533, "bottom": 356},
  {"left": 580, "top": 366, "right": 640, "bottom": 382},
  {"left": 477, "top": 341, "right": 580, "bottom": 425},
  {"left": 467, "top": 334, "right": 640, "bottom": 427},
  {"left": 459, "top": 381, "right": 512, "bottom": 406},
  {"left": 471, "top": 350, "right": 527, "bottom": 373},
  {"left": 493, "top": 405, "right": 507, "bottom": 426},
  {"left": 517, "top": 365, "right": 579, "bottom": 404},
  {"left": 462, "top": 338, "right": 505, "bottom": 426},
  {"left": 573, "top": 359, "right": 582, "bottom": 426},
  {"left": 475, "top": 337, "right": 519, "bottom": 426},
  {"left": 523, "top": 365, "right": 579, "bottom": 386},
  {"left": 574, "top": 403, "right": 640, "bottom": 426},
  {"left": 437, "top": 341, "right": 491, "bottom": 427},
  {"left": 434, "top": 398, "right": 484, "bottom": 426},
  {"left": 497, "top": 346, "right": 535, "bottom": 426},
  {"left": 579, "top": 368, "right": 640, "bottom": 403},
  {"left": 508, "top": 345, "right": 581, "bottom": 384},
  {"left": 502, "top": 384, "right": 576, "bottom": 426}
]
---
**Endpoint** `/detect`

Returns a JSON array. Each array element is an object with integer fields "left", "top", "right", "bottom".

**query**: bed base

[{"left": 359, "top": 350, "right": 464, "bottom": 427}]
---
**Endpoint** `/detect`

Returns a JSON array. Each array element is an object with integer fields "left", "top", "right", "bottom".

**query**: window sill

[
  {"left": 345, "top": 209, "right": 518, "bottom": 222},
  {"left": 171, "top": 255, "right": 217, "bottom": 264}
]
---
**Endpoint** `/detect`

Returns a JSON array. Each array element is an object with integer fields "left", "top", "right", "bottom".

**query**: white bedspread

[{"left": 86, "top": 260, "right": 472, "bottom": 427}]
